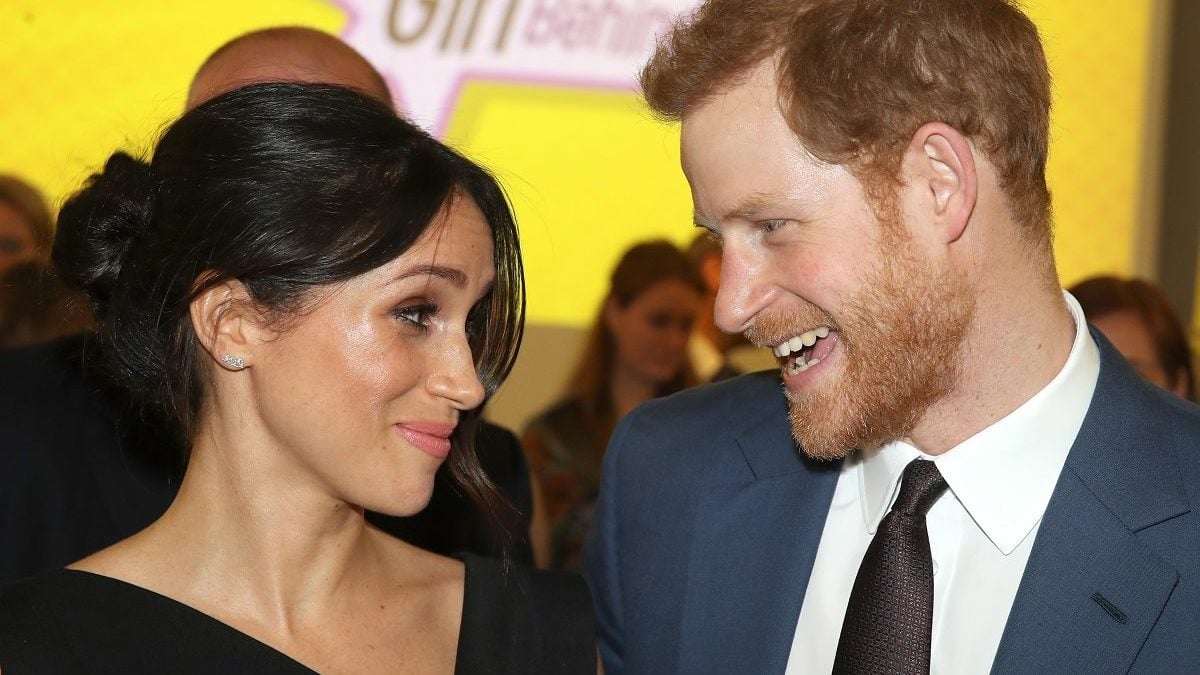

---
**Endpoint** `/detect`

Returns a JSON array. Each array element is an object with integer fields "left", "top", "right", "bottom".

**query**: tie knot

[{"left": 891, "top": 459, "right": 948, "bottom": 517}]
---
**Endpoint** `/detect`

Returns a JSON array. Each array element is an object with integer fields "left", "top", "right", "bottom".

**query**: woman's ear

[{"left": 189, "top": 279, "right": 267, "bottom": 372}]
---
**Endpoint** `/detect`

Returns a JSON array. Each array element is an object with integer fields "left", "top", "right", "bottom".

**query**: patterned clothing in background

[{"left": 523, "top": 398, "right": 606, "bottom": 572}]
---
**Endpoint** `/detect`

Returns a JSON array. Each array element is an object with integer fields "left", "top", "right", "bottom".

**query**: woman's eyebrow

[{"left": 389, "top": 264, "right": 468, "bottom": 288}]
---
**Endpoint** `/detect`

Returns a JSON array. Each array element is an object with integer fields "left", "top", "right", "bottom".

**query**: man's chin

[
  {"left": 796, "top": 442, "right": 855, "bottom": 462},
  {"left": 785, "top": 398, "right": 857, "bottom": 461},
  {"left": 785, "top": 390, "right": 910, "bottom": 461}
]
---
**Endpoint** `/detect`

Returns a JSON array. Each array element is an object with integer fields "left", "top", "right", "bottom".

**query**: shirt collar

[{"left": 857, "top": 291, "right": 1100, "bottom": 554}]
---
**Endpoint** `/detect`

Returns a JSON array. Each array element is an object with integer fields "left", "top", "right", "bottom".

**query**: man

[
  {"left": 186, "top": 26, "right": 391, "bottom": 109},
  {"left": 585, "top": 1, "right": 1200, "bottom": 673},
  {"left": 685, "top": 232, "right": 776, "bottom": 382},
  {"left": 1, "top": 27, "right": 531, "bottom": 583}
]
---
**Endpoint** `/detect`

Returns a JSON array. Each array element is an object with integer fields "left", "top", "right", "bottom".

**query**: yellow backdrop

[{"left": 0, "top": 0, "right": 1167, "bottom": 329}]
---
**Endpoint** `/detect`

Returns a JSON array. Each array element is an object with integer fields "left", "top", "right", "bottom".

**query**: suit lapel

[
  {"left": 992, "top": 335, "right": 1189, "bottom": 674},
  {"left": 677, "top": 397, "right": 842, "bottom": 674}
]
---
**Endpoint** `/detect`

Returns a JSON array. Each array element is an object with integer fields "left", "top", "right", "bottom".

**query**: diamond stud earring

[{"left": 221, "top": 354, "right": 246, "bottom": 370}]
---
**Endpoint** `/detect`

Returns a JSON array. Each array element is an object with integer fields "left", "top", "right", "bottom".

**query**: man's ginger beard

[{"left": 749, "top": 222, "right": 975, "bottom": 460}]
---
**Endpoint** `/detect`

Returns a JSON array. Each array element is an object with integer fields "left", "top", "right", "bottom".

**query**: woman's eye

[
  {"left": 393, "top": 302, "right": 437, "bottom": 329},
  {"left": 648, "top": 313, "right": 672, "bottom": 330}
]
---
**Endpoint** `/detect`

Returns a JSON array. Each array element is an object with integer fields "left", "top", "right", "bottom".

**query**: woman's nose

[{"left": 427, "top": 337, "right": 486, "bottom": 411}]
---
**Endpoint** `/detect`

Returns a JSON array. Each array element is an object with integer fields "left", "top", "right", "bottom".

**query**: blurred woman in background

[
  {"left": 1071, "top": 275, "right": 1194, "bottom": 400},
  {"left": 524, "top": 240, "right": 703, "bottom": 570},
  {"left": 0, "top": 175, "right": 53, "bottom": 276},
  {"left": 0, "top": 83, "right": 595, "bottom": 673},
  {"left": 0, "top": 176, "right": 88, "bottom": 348},
  {"left": 0, "top": 260, "right": 92, "bottom": 349}
]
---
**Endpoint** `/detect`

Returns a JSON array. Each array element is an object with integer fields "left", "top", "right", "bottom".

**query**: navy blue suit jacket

[{"left": 585, "top": 333, "right": 1200, "bottom": 673}]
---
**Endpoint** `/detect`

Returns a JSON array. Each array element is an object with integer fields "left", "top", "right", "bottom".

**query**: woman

[
  {"left": 1070, "top": 275, "right": 1194, "bottom": 400},
  {"left": 0, "top": 83, "right": 595, "bottom": 673},
  {"left": 525, "top": 240, "right": 703, "bottom": 570},
  {"left": 0, "top": 175, "right": 53, "bottom": 275},
  {"left": 0, "top": 260, "right": 93, "bottom": 348}
]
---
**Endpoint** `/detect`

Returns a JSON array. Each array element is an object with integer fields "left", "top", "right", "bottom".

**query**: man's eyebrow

[
  {"left": 390, "top": 264, "right": 468, "bottom": 288},
  {"left": 694, "top": 192, "right": 779, "bottom": 231},
  {"left": 725, "top": 193, "right": 776, "bottom": 220}
]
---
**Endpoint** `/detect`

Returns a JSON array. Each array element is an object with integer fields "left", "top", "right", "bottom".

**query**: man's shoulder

[
  {"left": 638, "top": 368, "right": 785, "bottom": 426},
  {"left": 607, "top": 370, "right": 790, "bottom": 483},
  {"left": 1088, "top": 349, "right": 1200, "bottom": 462},
  {"left": 1068, "top": 347, "right": 1200, "bottom": 535},
  {"left": 1155, "top": 390, "right": 1200, "bottom": 440},
  {"left": 1141, "top": 387, "right": 1200, "bottom": 479}
]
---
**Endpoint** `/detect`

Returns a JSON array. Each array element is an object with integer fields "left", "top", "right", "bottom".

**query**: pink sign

[{"left": 337, "top": 0, "right": 702, "bottom": 135}]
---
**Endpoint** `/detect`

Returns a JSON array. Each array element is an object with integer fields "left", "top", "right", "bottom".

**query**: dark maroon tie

[{"left": 832, "top": 459, "right": 949, "bottom": 675}]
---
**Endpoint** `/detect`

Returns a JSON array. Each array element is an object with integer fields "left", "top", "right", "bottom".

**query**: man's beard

[{"left": 752, "top": 233, "right": 974, "bottom": 460}]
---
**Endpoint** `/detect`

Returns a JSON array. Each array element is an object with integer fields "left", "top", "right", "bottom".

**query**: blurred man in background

[{"left": 186, "top": 26, "right": 391, "bottom": 109}]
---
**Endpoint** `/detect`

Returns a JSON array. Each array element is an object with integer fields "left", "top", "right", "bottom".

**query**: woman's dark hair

[
  {"left": 52, "top": 82, "right": 525, "bottom": 521},
  {"left": 563, "top": 239, "right": 704, "bottom": 453},
  {"left": 1071, "top": 275, "right": 1194, "bottom": 400}
]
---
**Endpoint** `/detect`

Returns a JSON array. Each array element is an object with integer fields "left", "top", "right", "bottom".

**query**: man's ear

[
  {"left": 904, "top": 122, "right": 978, "bottom": 244},
  {"left": 189, "top": 279, "right": 267, "bottom": 371}
]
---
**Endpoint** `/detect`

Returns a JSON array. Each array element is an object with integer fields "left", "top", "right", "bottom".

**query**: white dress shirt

[{"left": 786, "top": 292, "right": 1100, "bottom": 674}]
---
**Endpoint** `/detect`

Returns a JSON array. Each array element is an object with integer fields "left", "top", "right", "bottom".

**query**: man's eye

[
  {"left": 759, "top": 219, "right": 788, "bottom": 233},
  {"left": 694, "top": 224, "right": 723, "bottom": 246}
]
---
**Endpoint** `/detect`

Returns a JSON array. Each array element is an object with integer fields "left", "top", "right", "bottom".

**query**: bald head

[{"left": 188, "top": 27, "right": 391, "bottom": 109}]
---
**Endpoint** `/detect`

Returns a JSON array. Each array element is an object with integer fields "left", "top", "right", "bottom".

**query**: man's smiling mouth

[{"left": 772, "top": 326, "right": 836, "bottom": 375}]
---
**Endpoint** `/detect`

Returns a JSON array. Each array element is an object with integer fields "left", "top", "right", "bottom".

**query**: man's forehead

[
  {"left": 681, "top": 73, "right": 803, "bottom": 183},
  {"left": 682, "top": 60, "right": 781, "bottom": 125}
]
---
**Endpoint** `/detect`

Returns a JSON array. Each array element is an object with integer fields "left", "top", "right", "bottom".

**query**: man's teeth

[
  {"left": 772, "top": 326, "right": 831, "bottom": 358},
  {"left": 787, "top": 356, "right": 821, "bottom": 375}
]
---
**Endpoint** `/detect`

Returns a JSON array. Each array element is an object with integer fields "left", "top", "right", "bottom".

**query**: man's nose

[{"left": 713, "top": 243, "right": 773, "bottom": 334}]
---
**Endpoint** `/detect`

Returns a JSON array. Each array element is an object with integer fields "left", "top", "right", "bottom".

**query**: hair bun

[{"left": 52, "top": 152, "right": 155, "bottom": 314}]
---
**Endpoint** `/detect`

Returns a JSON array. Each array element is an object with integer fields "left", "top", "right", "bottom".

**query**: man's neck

[{"left": 909, "top": 280, "right": 1076, "bottom": 456}]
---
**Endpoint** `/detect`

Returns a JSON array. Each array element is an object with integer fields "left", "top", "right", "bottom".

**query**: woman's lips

[{"left": 395, "top": 422, "right": 455, "bottom": 459}]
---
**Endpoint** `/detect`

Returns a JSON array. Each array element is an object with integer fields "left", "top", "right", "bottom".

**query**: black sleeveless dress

[{"left": 0, "top": 553, "right": 595, "bottom": 673}]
